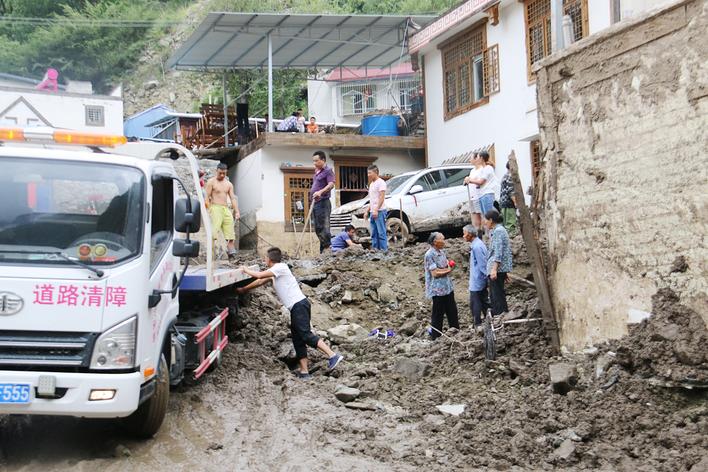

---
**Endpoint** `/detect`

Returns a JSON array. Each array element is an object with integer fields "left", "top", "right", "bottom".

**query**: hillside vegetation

[{"left": 0, "top": 0, "right": 456, "bottom": 116}]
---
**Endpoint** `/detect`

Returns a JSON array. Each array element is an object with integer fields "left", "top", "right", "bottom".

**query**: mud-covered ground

[{"left": 1, "top": 237, "right": 706, "bottom": 471}]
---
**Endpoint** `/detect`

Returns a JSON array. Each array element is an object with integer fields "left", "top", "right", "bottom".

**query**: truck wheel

[
  {"left": 123, "top": 354, "right": 169, "bottom": 438},
  {"left": 386, "top": 217, "right": 409, "bottom": 245}
]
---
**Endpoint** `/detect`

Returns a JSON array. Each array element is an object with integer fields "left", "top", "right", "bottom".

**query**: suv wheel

[{"left": 386, "top": 217, "right": 409, "bottom": 245}]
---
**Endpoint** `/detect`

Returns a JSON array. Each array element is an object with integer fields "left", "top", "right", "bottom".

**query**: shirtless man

[{"left": 205, "top": 163, "right": 240, "bottom": 258}]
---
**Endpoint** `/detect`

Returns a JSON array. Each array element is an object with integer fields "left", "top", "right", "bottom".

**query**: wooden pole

[
  {"left": 507, "top": 150, "right": 561, "bottom": 353},
  {"left": 295, "top": 200, "right": 315, "bottom": 258}
]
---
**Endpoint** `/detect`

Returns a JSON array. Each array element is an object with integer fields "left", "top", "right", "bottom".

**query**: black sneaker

[{"left": 294, "top": 371, "right": 312, "bottom": 380}]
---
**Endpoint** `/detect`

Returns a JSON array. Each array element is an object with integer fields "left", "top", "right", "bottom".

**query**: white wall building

[
  {"left": 232, "top": 133, "right": 425, "bottom": 255},
  {"left": 0, "top": 85, "right": 123, "bottom": 134},
  {"left": 410, "top": 0, "right": 671, "bottom": 199},
  {"left": 307, "top": 65, "right": 422, "bottom": 126}
]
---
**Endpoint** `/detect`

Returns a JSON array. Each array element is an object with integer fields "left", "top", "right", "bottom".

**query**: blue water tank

[{"left": 361, "top": 114, "right": 399, "bottom": 136}]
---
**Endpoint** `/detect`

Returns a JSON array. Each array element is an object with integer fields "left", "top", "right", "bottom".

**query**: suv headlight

[{"left": 90, "top": 316, "right": 137, "bottom": 369}]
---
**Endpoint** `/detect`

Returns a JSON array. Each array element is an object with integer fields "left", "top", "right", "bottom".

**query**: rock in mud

[
  {"left": 344, "top": 401, "right": 377, "bottom": 411},
  {"left": 553, "top": 438, "right": 576, "bottom": 460},
  {"left": 436, "top": 404, "right": 465, "bottom": 416},
  {"left": 326, "top": 323, "right": 369, "bottom": 344},
  {"left": 399, "top": 318, "right": 419, "bottom": 336},
  {"left": 377, "top": 284, "right": 397, "bottom": 304},
  {"left": 508, "top": 358, "right": 527, "bottom": 378},
  {"left": 595, "top": 352, "right": 615, "bottom": 379},
  {"left": 394, "top": 358, "right": 430, "bottom": 382},
  {"left": 335, "top": 385, "right": 361, "bottom": 403},
  {"left": 549, "top": 363, "right": 578, "bottom": 394}
]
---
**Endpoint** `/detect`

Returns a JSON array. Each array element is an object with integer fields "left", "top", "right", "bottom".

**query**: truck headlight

[{"left": 90, "top": 316, "right": 137, "bottom": 370}]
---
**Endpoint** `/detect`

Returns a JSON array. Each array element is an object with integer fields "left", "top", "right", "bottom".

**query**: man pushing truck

[{"left": 205, "top": 163, "right": 240, "bottom": 259}]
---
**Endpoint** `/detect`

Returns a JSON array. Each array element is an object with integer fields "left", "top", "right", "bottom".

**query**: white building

[
  {"left": 409, "top": 0, "right": 671, "bottom": 198},
  {"left": 0, "top": 81, "right": 123, "bottom": 134},
  {"left": 307, "top": 64, "right": 422, "bottom": 126},
  {"left": 233, "top": 132, "right": 425, "bottom": 255}
]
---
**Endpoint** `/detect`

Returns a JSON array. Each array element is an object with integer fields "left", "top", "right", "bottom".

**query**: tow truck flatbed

[{"left": 181, "top": 264, "right": 256, "bottom": 291}]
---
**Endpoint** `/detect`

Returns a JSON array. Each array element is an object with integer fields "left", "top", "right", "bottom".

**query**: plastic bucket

[{"left": 361, "top": 114, "right": 399, "bottom": 136}]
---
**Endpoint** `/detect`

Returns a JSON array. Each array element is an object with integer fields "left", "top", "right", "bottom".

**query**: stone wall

[{"left": 535, "top": 0, "right": 708, "bottom": 350}]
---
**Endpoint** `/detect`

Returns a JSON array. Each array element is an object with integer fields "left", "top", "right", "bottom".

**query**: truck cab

[{"left": 0, "top": 128, "right": 247, "bottom": 437}]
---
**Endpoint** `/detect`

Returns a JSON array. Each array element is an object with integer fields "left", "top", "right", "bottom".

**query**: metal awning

[{"left": 167, "top": 13, "right": 434, "bottom": 70}]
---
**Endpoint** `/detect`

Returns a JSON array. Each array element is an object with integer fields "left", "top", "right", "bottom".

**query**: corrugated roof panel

[{"left": 167, "top": 12, "right": 435, "bottom": 70}]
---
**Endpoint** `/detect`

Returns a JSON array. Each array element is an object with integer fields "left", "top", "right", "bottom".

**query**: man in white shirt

[
  {"left": 238, "top": 247, "right": 343, "bottom": 379},
  {"left": 365, "top": 164, "right": 388, "bottom": 251}
]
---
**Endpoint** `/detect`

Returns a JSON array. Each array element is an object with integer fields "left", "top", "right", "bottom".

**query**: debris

[
  {"left": 393, "top": 358, "right": 430, "bottom": 382},
  {"left": 344, "top": 401, "right": 377, "bottom": 411},
  {"left": 553, "top": 438, "right": 576, "bottom": 460},
  {"left": 113, "top": 444, "right": 131, "bottom": 458},
  {"left": 326, "top": 323, "right": 369, "bottom": 344},
  {"left": 399, "top": 317, "right": 419, "bottom": 336},
  {"left": 508, "top": 358, "right": 526, "bottom": 378},
  {"left": 207, "top": 443, "right": 224, "bottom": 452},
  {"left": 376, "top": 284, "right": 397, "bottom": 304},
  {"left": 627, "top": 308, "right": 653, "bottom": 324},
  {"left": 549, "top": 363, "right": 578, "bottom": 394},
  {"left": 334, "top": 385, "right": 361, "bottom": 403},
  {"left": 595, "top": 352, "right": 615, "bottom": 379},
  {"left": 435, "top": 404, "right": 465, "bottom": 416}
]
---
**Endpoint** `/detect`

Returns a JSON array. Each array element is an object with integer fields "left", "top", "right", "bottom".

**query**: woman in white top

[
  {"left": 464, "top": 153, "right": 483, "bottom": 229},
  {"left": 466, "top": 150, "right": 498, "bottom": 219}
]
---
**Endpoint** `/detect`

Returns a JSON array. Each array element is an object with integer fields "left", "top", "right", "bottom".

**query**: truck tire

[
  {"left": 123, "top": 354, "right": 169, "bottom": 438},
  {"left": 386, "top": 217, "right": 409, "bottom": 245}
]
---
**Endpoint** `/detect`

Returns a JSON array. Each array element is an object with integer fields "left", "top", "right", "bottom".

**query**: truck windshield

[{"left": 0, "top": 157, "right": 145, "bottom": 266}]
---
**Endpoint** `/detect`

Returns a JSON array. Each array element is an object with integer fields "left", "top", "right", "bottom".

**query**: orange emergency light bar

[{"left": 0, "top": 127, "right": 127, "bottom": 147}]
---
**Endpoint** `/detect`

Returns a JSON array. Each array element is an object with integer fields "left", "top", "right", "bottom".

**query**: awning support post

[
  {"left": 267, "top": 32, "right": 274, "bottom": 132},
  {"left": 222, "top": 72, "right": 229, "bottom": 147}
]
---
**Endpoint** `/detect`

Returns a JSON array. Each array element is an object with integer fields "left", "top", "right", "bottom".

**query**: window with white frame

[
  {"left": 397, "top": 79, "right": 420, "bottom": 112},
  {"left": 338, "top": 84, "right": 377, "bottom": 116},
  {"left": 85, "top": 105, "right": 105, "bottom": 127}
]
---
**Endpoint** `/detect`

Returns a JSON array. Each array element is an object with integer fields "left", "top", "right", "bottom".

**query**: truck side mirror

[
  {"left": 175, "top": 197, "right": 201, "bottom": 233},
  {"left": 173, "top": 239, "right": 200, "bottom": 258},
  {"left": 409, "top": 184, "right": 424, "bottom": 195}
]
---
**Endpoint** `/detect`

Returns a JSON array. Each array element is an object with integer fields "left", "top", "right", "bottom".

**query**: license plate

[{"left": 0, "top": 383, "right": 31, "bottom": 404}]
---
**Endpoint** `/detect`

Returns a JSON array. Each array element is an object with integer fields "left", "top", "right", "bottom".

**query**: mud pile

[{"left": 230, "top": 236, "right": 707, "bottom": 471}]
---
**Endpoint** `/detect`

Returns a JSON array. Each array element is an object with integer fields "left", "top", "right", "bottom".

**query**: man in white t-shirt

[
  {"left": 238, "top": 247, "right": 343, "bottom": 379},
  {"left": 365, "top": 164, "right": 388, "bottom": 251}
]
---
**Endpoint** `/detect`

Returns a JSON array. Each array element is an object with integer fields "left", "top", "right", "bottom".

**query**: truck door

[
  {"left": 147, "top": 175, "right": 178, "bottom": 350},
  {"left": 407, "top": 170, "right": 446, "bottom": 232}
]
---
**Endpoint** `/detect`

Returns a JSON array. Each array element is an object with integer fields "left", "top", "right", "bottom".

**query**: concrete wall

[
  {"left": 535, "top": 0, "right": 708, "bottom": 350},
  {"left": 0, "top": 87, "right": 123, "bottom": 134},
  {"left": 232, "top": 145, "right": 424, "bottom": 255}
]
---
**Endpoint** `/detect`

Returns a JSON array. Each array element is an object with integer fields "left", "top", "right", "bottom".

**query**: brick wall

[{"left": 534, "top": 0, "right": 707, "bottom": 350}]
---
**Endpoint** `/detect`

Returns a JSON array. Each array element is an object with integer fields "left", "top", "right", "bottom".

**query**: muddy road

[{"left": 1, "top": 238, "right": 707, "bottom": 471}]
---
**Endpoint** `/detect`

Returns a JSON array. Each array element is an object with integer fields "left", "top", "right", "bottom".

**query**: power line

[{"left": 0, "top": 16, "right": 182, "bottom": 28}]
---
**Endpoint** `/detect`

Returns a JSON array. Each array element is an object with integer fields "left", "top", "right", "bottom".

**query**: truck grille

[
  {"left": 330, "top": 212, "right": 354, "bottom": 233},
  {"left": 0, "top": 331, "right": 97, "bottom": 371}
]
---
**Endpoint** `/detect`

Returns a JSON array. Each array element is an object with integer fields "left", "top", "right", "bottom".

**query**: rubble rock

[
  {"left": 143, "top": 80, "right": 159, "bottom": 90},
  {"left": 399, "top": 318, "right": 419, "bottom": 336},
  {"left": 553, "top": 438, "right": 576, "bottom": 460},
  {"left": 344, "top": 401, "right": 377, "bottom": 411},
  {"left": 326, "top": 323, "right": 368, "bottom": 344},
  {"left": 595, "top": 352, "right": 615, "bottom": 379},
  {"left": 508, "top": 358, "right": 527, "bottom": 378},
  {"left": 549, "top": 363, "right": 578, "bottom": 394},
  {"left": 436, "top": 404, "right": 465, "bottom": 416},
  {"left": 394, "top": 358, "right": 430, "bottom": 382},
  {"left": 334, "top": 385, "right": 361, "bottom": 403},
  {"left": 652, "top": 324, "right": 680, "bottom": 341},
  {"left": 377, "top": 284, "right": 397, "bottom": 304}
]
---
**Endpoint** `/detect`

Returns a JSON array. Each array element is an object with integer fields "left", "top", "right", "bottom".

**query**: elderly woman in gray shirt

[{"left": 424, "top": 232, "right": 460, "bottom": 339}]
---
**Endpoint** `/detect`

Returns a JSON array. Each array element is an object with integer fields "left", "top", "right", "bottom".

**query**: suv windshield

[
  {"left": 0, "top": 157, "right": 145, "bottom": 266},
  {"left": 385, "top": 174, "right": 414, "bottom": 195}
]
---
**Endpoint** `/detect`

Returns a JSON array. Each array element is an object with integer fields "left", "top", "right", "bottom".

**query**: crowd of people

[{"left": 230, "top": 148, "right": 517, "bottom": 380}]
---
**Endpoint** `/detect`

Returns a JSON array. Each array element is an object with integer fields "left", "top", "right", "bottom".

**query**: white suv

[{"left": 330, "top": 165, "right": 476, "bottom": 242}]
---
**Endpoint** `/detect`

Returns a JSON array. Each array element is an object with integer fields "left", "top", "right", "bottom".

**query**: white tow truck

[{"left": 0, "top": 127, "right": 251, "bottom": 437}]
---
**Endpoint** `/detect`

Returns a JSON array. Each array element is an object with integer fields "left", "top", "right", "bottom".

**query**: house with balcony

[
  {"left": 307, "top": 64, "right": 422, "bottom": 127},
  {"left": 409, "top": 0, "right": 670, "bottom": 199}
]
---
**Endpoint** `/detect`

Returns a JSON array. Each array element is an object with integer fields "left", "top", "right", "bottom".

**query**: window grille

[
  {"left": 524, "top": 0, "right": 588, "bottom": 81},
  {"left": 338, "top": 84, "right": 377, "bottom": 116},
  {"left": 85, "top": 105, "right": 105, "bottom": 127},
  {"left": 563, "top": 0, "right": 589, "bottom": 42},
  {"left": 531, "top": 140, "right": 542, "bottom": 182},
  {"left": 284, "top": 175, "right": 313, "bottom": 231},
  {"left": 441, "top": 21, "right": 499, "bottom": 120}
]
